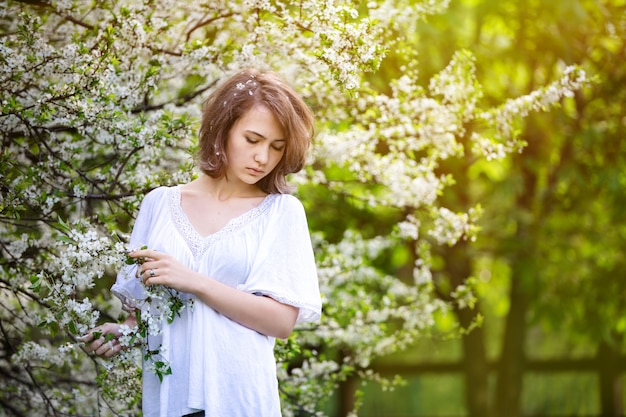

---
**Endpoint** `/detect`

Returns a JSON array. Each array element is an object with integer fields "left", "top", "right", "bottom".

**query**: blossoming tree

[{"left": 0, "top": 0, "right": 588, "bottom": 415}]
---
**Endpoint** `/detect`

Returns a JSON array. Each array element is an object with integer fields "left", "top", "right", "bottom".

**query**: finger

[
  {"left": 137, "top": 265, "right": 149, "bottom": 279},
  {"left": 95, "top": 339, "right": 116, "bottom": 357},
  {"left": 83, "top": 341, "right": 97, "bottom": 353},
  {"left": 88, "top": 337, "right": 105, "bottom": 356},
  {"left": 140, "top": 259, "right": 159, "bottom": 271},
  {"left": 129, "top": 249, "right": 159, "bottom": 260},
  {"left": 78, "top": 332, "right": 94, "bottom": 343},
  {"left": 140, "top": 266, "right": 159, "bottom": 284},
  {"left": 104, "top": 342, "right": 122, "bottom": 358},
  {"left": 104, "top": 340, "right": 116, "bottom": 358},
  {"left": 79, "top": 326, "right": 103, "bottom": 344}
]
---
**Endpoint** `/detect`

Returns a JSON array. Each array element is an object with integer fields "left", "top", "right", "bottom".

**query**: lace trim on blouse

[{"left": 168, "top": 185, "right": 277, "bottom": 259}]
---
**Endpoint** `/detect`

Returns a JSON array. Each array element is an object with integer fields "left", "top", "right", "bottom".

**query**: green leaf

[
  {"left": 56, "top": 216, "right": 71, "bottom": 233},
  {"left": 56, "top": 235, "right": 75, "bottom": 244},
  {"left": 154, "top": 361, "right": 172, "bottom": 382},
  {"left": 29, "top": 275, "right": 41, "bottom": 291}
]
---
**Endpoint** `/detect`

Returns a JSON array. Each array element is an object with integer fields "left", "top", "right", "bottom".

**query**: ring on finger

[
  {"left": 108, "top": 340, "right": 114, "bottom": 351},
  {"left": 149, "top": 269, "right": 156, "bottom": 278}
]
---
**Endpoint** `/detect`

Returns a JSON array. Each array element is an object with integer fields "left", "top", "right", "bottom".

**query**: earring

[{"left": 216, "top": 151, "right": 220, "bottom": 156}]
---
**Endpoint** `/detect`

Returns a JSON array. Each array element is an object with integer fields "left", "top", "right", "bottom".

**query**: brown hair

[{"left": 197, "top": 68, "right": 315, "bottom": 194}]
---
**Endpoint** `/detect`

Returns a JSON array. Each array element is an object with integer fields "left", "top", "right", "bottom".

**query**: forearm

[
  {"left": 130, "top": 249, "right": 300, "bottom": 338},
  {"left": 191, "top": 272, "right": 298, "bottom": 339}
]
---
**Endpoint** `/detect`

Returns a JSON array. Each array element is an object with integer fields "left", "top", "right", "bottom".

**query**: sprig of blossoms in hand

[
  {"left": 124, "top": 245, "right": 193, "bottom": 382},
  {"left": 124, "top": 244, "right": 148, "bottom": 266}
]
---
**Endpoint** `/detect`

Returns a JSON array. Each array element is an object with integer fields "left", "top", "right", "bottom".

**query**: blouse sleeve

[
  {"left": 110, "top": 190, "right": 159, "bottom": 312},
  {"left": 240, "top": 194, "right": 322, "bottom": 324}
]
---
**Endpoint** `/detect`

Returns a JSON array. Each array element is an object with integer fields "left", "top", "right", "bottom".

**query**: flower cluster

[
  {"left": 473, "top": 65, "right": 589, "bottom": 160},
  {"left": 122, "top": 245, "right": 193, "bottom": 382}
]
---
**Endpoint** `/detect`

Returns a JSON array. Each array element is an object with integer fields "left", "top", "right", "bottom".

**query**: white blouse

[{"left": 111, "top": 186, "right": 322, "bottom": 417}]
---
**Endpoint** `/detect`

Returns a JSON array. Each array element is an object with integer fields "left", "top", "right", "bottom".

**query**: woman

[{"left": 84, "top": 68, "right": 322, "bottom": 417}]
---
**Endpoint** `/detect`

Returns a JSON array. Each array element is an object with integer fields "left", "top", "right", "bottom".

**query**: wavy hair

[{"left": 197, "top": 68, "right": 315, "bottom": 194}]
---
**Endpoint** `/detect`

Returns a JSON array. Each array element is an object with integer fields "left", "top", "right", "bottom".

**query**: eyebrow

[{"left": 245, "top": 130, "right": 286, "bottom": 142}]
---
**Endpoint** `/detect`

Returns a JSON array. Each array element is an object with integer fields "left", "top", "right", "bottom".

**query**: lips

[{"left": 247, "top": 167, "right": 264, "bottom": 175}]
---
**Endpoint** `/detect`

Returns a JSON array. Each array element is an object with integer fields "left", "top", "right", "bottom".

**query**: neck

[{"left": 193, "top": 174, "right": 263, "bottom": 200}]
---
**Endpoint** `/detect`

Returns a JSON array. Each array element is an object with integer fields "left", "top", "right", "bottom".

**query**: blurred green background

[
  {"left": 316, "top": 0, "right": 626, "bottom": 415},
  {"left": 2, "top": 1, "right": 622, "bottom": 416}
]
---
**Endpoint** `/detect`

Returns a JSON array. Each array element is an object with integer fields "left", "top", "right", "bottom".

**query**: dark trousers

[{"left": 183, "top": 412, "right": 205, "bottom": 417}]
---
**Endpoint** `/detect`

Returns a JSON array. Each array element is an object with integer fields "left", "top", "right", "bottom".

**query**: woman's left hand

[{"left": 130, "top": 249, "right": 199, "bottom": 294}]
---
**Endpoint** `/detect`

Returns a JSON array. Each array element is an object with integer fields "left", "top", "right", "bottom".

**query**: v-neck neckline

[{"left": 169, "top": 185, "right": 275, "bottom": 258}]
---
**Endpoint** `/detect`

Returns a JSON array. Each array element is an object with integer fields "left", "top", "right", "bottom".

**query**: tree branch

[
  {"left": 185, "top": 12, "right": 236, "bottom": 42},
  {"left": 132, "top": 81, "right": 216, "bottom": 113}
]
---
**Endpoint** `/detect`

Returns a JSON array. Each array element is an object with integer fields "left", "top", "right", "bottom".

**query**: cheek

[{"left": 272, "top": 152, "right": 286, "bottom": 169}]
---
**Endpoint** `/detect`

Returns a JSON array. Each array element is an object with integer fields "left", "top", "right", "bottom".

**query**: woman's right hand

[
  {"left": 80, "top": 322, "right": 122, "bottom": 358},
  {"left": 81, "top": 315, "right": 137, "bottom": 358}
]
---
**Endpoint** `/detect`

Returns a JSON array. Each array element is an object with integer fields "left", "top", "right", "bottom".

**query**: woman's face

[{"left": 225, "top": 105, "right": 286, "bottom": 186}]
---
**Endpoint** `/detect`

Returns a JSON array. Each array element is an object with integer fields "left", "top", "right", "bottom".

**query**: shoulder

[
  {"left": 264, "top": 193, "right": 310, "bottom": 225},
  {"left": 142, "top": 185, "right": 175, "bottom": 201},
  {"left": 138, "top": 186, "right": 177, "bottom": 209},
  {"left": 268, "top": 193, "right": 305, "bottom": 212}
]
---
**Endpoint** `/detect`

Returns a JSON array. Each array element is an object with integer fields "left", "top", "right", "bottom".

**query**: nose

[{"left": 254, "top": 146, "right": 270, "bottom": 165}]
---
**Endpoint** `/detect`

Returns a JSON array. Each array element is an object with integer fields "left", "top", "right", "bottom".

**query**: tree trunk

[
  {"left": 458, "top": 307, "right": 490, "bottom": 417},
  {"left": 337, "top": 374, "right": 357, "bottom": 417},
  {"left": 494, "top": 122, "right": 542, "bottom": 417},
  {"left": 494, "top": 260, "right": 529, "bottom": 417},
  {"left": 598, "top": 340, "right": 624, "bottom": 417},
  {"left": 448, "top": 242, "right": 491, "bottom": 417}
]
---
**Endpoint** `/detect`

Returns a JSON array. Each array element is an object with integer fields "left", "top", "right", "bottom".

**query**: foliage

[
  {"left": 381, "top": 1, "right": 626, "bottom": 416},
  {"left": 0, "top": 0, "right": 589, "bottom": 415},
  {"left": 414, "top": 0, "right": 626, "bottom": 355}
]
